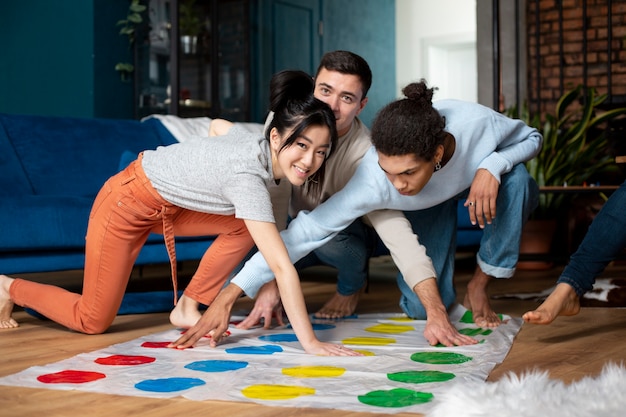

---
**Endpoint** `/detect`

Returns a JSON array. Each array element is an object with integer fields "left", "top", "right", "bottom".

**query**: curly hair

[{"left": 371, "top": 80, "right": 446, "bottom": 162}]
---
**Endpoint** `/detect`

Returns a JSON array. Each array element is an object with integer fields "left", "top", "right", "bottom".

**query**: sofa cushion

[
  {"left": 0, "top": 117, "right": 32, "bottom": 196},
  {"left": 118, "top": 149, "right": 139, "bottom": 171},
  {"left": 456, "top": 201, "right": 483, "bottom": 248},
  {"left": 0, "top": 113, "right": 177, "bottom": 198},
  {"left": 0, "top": 194, "right": 215, "bottom": 252},
  {"left": 0, "top": 195, "right": 92, "bottom": 250}
]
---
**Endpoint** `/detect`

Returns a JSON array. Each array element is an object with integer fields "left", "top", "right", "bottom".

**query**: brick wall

[{"left": 527, "top": 0, "right": 626, "bottom": 115}]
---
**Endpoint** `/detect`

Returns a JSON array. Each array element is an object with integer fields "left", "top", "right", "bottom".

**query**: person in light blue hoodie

[{"left": 170, "top": 80, "right": 542, "bottom": 349}]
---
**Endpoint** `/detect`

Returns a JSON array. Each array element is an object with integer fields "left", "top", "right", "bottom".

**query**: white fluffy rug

[{"left": 427, "top": 363, "right": 626, "bottom": 417}]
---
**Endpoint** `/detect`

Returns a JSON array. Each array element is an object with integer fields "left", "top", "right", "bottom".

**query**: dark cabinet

[{"left": 134, "top": 0, "right": 250, "bottom": 121}]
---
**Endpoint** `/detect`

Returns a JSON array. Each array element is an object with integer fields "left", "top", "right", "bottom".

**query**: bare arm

[
  {"left": 209, "top": 119, "right": 234, "bottom": 137},
  {"left": 170, "top": 219, "right": 361, "bottom": 356},
  {"left": 367, "top": 209, "right": 477, "bottom": 346},
  {"left": 413, "top": 278, "right": 477, "bottom": 346},
  {"left": 244, "top": 220, "right": 360, "bottom": 355}
]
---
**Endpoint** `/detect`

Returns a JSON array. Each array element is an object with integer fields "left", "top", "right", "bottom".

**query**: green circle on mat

[
  {"left": 460, "top": 310, "right": 503, "bottom": 324},
  {"left": 460, "top": 310, "right": 475, "bottom": 323},
  {"left": 459, "top": 327, "right": 493, "bottom": 336},
  {"left": 358, "top": 388, "right": 433, "bottom": 407},
  {"left": 410, "top": 351, "right": 472, "bottom": 364},
  {"left": 388, "top": 370, "right": 455, "bottom": 384}
]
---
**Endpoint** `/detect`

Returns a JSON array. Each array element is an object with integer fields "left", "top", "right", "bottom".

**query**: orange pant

[{"left": 10, "top": 156, "right": 254, "bottom": 334}]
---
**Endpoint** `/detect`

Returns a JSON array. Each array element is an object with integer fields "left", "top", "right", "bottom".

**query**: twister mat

[{"left": 0, "top": 305, "right": 521, "bottom": 414}]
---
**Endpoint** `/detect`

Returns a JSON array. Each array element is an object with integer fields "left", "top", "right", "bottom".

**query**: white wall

[{"left": 395, "top": 0, "right": 477, "bottom": 102}]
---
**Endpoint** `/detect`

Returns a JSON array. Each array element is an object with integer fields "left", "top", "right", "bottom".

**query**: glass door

[
  {"left": 135, "top": 0, "right": 172, "bottom": 119},
  {"left": 134, "top": 0, "right": 250, "bottom": 121}
]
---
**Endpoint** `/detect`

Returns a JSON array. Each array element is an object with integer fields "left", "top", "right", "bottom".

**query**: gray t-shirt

[{"left": 141, "top": 124, "right": 275, "bottom": 223}]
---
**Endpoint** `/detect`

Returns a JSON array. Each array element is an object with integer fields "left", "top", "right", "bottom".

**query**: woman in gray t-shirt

[{"left": 1, "top": 71, "right": 359, "bottom": 356}]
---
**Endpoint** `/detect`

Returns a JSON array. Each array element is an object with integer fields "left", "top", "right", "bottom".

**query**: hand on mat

[
  {"left": 305, "top": 341, "right": 364, "bottom": 356},
  {"left": 168, "top": 284, "right": 241, "bottom": 349},
  {"left": 237, "top": 281, "right": 284, "bottom": 330},
  {"left": 424, "top": 313, "right": 478, "bottom": 347}
]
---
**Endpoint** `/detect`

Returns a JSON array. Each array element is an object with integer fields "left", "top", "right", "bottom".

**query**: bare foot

[
  {"left": 314, "top": 292, "right": 360, "bottom": 319},
  {"left": 0, "top": 275, "right": 19, "bottom": 329},
  {"left": 463, "top": 267, "right": 501, "bottom": 328},
  {"left": 522, "top": 283, "right": 580, "bottom": 324},
  {"left": 169, "top": 294, "right": 202, "bottom": 329}
]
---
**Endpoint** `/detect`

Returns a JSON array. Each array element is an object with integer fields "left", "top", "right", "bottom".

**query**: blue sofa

[
  {"left": 456, "top": 203, "right": 483, "bottom": 251},
  {"left": 0, "top": 112, "right": 218, "bottom": 275}
]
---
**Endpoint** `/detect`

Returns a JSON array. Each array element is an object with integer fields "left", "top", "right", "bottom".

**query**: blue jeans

[
  {"left": 398, "top": 164, "right": 539, "bottom": 319},
  {"left": 558, "top": 179, "right": 626, "bottom": 296},
  {"left": 295, "top": 218, "right": 378, "bottom": 296}
]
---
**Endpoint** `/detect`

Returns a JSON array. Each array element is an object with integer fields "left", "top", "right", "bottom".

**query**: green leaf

[
  {"left": 128, "top": 13, "right": 143, "bottom": 24},
  {"left": 505, "top": 84, "right": 626, "bottom": 218},
  {"left": 130, "top": 4, "right": 147, "bottom": 13},
  {"left": 115, "top": 62, "right": 134, "bottom": 72}
]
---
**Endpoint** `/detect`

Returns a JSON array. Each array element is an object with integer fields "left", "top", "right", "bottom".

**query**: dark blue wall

[
  {"left": 250, "top": 0, "right": 395, "bottom": 127},
  {"left": 93, "top": 0, "right": 136, "bottom": 119},
  {"left": 0, "top": 0, "right": 133, "bottom": 118},
  {"left": 0, "top": 0, "right": 394, "bottom": 122},
  {"left": 322, "top": 0, "right": 395, "bottom": 128}
]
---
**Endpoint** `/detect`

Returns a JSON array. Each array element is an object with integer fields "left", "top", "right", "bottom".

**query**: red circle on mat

[
  {"left": 37, "top": 370, "right": 106, "bottom": 384},
  {"left": 95, "top": 355, "right": 156, "bottom": 365},
  {"left": 142, "top": 341, "right": 172, "bottom": 349}
]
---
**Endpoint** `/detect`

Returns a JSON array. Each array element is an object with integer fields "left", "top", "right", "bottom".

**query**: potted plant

[
  {"left": 115, "top": 0, "right": 147, "bottom": 81},
  {"left": 179, "top": 0, "right": 204, "bottom": 54},
  {"left": 506, "top": 85, "right": 626, "bottom": 268}
]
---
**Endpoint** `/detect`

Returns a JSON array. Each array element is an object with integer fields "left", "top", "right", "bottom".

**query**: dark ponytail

[
  {"left": 268, "top": 70, "right": 315, "bottom": 112},
  {"left": 266, "top": 70, "right": 338, "bottom": 198},
  {"left": 371, "top": 79, "right": 446, "bottom": 161}
]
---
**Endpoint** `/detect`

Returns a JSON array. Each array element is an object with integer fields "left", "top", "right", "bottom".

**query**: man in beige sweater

[{"left": 287, "top": 50, "right": 375, "bottom": 319}]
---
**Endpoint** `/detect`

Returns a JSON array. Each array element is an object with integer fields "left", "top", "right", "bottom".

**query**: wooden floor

[{"left": 1, "top": 255, "right": 625, "bottom": 417}]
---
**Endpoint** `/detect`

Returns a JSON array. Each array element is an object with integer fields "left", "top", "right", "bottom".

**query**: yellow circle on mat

[
  {"left": 282, "top": 366, "right": 345, "bottom": 378},
  {"left": 342, "top": 336, "right": 396, "bottom": 346},
  {"left": 355, "top": 349, "right": 375, "bottom": 356},
  {"left": 388, "top": 316, "right": 415, "bottom": 322},
  {"left": 241, "top": 384, "right": 315, "bottom": 400},
  {"left": 365, "top": 323, "right": 414, "bottom": 334}
]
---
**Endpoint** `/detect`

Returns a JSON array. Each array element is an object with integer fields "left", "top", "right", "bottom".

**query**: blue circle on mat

[
  {"left": 288, "top": 323, "right": 336, "bottom": 331},
  {"left": 225, "top": 345, "right": 283, "bottom": 355},
  {"left": 258, "top": 333, "right": 298, "bottom": 342},
  {"left": 185, "top": 360, "right": 248, "bottom": 373},
  {"left": 135, "top": 377, "right": 205, "bottom": 392}
]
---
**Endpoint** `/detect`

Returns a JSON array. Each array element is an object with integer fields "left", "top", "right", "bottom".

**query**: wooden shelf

[{"left": 539, "top": 185, "right": 619, "bottom": 193}]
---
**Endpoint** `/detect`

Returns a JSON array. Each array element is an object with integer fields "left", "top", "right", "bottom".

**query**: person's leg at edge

[
  {"left": 398, "top": 199, "right": 458, "bottom": 319},
  {"left": 524, "top": 178, "right": 626, "bottom": 324},
  {"left": 2, "top": 161, "right": 157, "bottom": 333},
  {"left": 169, "top": 212, "right": 254, "bottom": 329},
  {"left": 0, "top": 276, "right": 18, "bottom": 328},
  {"left": 305, "top": 218, "right": 376, "bottom": 319},
  {"left": 467, "top": 164, "right": 539, "bottom": 327}
]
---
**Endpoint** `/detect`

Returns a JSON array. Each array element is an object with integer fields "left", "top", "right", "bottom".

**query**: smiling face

[
  {"left": 314, "top": 68, "right": 367, "bottom": 137},
  {"left": 270, "top": 124, "right": 332, "bottom": 186},
  {"left": 377, "top": 147, "right": 443, "bottom": 196}
]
